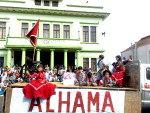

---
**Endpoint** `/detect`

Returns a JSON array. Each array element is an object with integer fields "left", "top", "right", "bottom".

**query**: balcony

[{"left": 6, "top": 37, "right": 82, "bottom": 50}]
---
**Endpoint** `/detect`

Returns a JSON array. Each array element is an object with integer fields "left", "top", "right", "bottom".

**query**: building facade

[
  {"left": 0, "top": 0, "right": 109, "bottom": 70},
  {"left": 121, "top": 35, "right": 150, "bottom": 64}
]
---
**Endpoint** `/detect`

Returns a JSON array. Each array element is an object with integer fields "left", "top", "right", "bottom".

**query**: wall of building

[
  {"left": 0, "top": 0, "right": 108, "bottom": 68},
  {"left": 121, "top": 45, "right": 150, "bottom": 64},
  {"left": 0, "top": 0, "right": 105, "bottom": 12},
  {"left": 121, "top": 50, "right": 133, "bottom": 60},
  {"left": 0, "top": 13, "right": 102, "bottom": 50},
  {"left": 137, "top": 45, "right": 150, "bottom": 63}
]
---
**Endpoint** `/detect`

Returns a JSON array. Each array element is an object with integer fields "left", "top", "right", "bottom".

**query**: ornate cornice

[{"left": 0, "top": 6, "right": 109, "bottom": 18}]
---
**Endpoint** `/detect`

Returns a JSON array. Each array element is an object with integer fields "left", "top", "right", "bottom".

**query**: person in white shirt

[
  {"left": 63, "top": 68, "right": 76, "bottom": 85},
  {"left": 0, "top": 68, "right": 12, "bottom": 87}
]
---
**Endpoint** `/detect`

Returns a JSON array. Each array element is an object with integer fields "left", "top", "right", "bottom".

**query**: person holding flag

[
  {"left": 20, "top": 20, "right": 40, "bottom": 78},
  {"left": 22, "top": 20, "right": 56, "bottom": 112}
]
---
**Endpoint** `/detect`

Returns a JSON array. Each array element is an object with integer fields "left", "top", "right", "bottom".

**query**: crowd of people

[{"left": 0, "top": 55, "right": 132, "bottom": 88}]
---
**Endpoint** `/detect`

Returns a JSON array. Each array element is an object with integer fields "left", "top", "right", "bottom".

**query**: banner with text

[{"left": 9, "top": 88, "right": 125, "bottom": 113}]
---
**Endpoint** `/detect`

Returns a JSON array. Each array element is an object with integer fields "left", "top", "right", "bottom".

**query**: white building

[
  {"left": 121, "top": 35, "right": 150, "bottom": 64},
  {"left": 0, "top": 0, "right": 109, "bottom": 70}
]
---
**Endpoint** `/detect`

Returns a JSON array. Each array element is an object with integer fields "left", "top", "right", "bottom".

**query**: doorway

[
  {"left": 68, "top": 52, "right": 75, "bottom": 67},
  {"left": 14, "top": 50, "right": 22, "bottom": 66},
  {"left": 40, "top": 50, "right": 50, "bottom": 67},
  {"left": 54, "top": 51, "right": 64, "bottom": 68}
]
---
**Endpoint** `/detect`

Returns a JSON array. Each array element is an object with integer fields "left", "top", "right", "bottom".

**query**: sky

[{"left": 100, "top": 0, "right": 150, "bottom": 64}]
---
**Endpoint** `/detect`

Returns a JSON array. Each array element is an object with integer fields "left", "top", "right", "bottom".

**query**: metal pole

[{"left": 135, "top": 42, "right": 138, "bottom": 60}]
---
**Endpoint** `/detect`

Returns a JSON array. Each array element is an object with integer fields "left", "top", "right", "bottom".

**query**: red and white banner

[{"left": 9, "top": 88, "right": 125, "bottom": 113}]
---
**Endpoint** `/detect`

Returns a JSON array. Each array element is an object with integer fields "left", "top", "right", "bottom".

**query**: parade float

[
  {"left": 3, "top": 82, "right": 140, "bottom": 113},
  {"left": 2, "top": 60, "right": 142, "bottom": 113},
  {"left": 1, "top": 82, "right": 141, "bottom": 113}
]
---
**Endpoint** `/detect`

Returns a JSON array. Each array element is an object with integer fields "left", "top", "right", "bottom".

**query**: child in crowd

[
  {"left": 50, "top": 69, "right": 58, "bottom": 82},
  {"left": 57, "top": 67, "right": 65, "bottom": 82},
  {"left": 0, "top": 68, "right": 17, "bottom": 86},
  {"left": 99, "top": 70, "right": 115, "bottom": 87},
  {"left": 74, "top": 66, "right": 85, "bottom": 86},
  {"left": 45, "top": 69, "right": 51, "bottom": 81},
  {"left": 83, "top": 72, "right": 95, "bottom": 86},
  {"left": 21, "top": 73, "right": 29, "bottom": 82}
]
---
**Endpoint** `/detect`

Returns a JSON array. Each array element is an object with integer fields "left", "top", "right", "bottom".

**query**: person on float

[
  {"left": 23, "top": 64, "right": 56, "bottom": 99},
  {"left": 96, "top": 55, "right": 105, "bottom": 85},
  {"left": 62, "top": 67, "right": 76, "bottom": 85},
  {"left": 83, "top": 72, "right": 96, "bottom": 86},
  {"left": 49, "top": 68, "right": 58, "bottom": 82},
  {"left": 112, "top": 57, "right": 126, "bottom": 87},
  {"left": 0, "top": 68, "right": 17, "bottom": 86},
  {"left": 99, "top": 70, "right": 115, "bottom": 87},
  {"left": 74, "top": 66, "right": 85, "bottom": 86},
  {"left": 45, "top": 64, "right": 50, "bottom": 71},
  {"left": 45, "top": 68, "right": 51, "bottom": 81},
  {"left": 57, "top": 66, "right": 65, "bottom": 82}
]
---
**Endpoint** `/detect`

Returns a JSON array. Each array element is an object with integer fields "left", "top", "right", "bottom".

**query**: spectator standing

[{"left": 96, "top": 55, "right": 105, "bottom": 85}]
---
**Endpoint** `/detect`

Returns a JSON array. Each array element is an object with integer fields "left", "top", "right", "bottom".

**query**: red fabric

[
  {"left": 26, "top": 20, "right": 39, "bottom": 47},
  {"left": 112, "top": 65, "right": 125, "bottom": 86},
  {"left": 23, "top": 72, "right": 56, "bottom": 99}
]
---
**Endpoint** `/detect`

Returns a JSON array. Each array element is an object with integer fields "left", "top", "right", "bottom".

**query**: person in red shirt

[
  {"left": 112, "top": 61, "right": 125, "bottom": 87},
  {"left": 23, "top": 64, "right": 56, "bottom": 99}
]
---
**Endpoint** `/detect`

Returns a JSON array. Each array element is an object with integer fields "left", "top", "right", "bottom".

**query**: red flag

[{"left": 26, "top": 20, "right": 39, "bottom": 47}]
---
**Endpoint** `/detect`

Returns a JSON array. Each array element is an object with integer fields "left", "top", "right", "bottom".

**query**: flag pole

[{"left": 33, "top": 46, "right": 36, "bottom": 61}]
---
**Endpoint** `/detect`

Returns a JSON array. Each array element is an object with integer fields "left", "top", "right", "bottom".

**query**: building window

[
  {"left": 83, "top": 26, "right": 89, "bottom": 42},
  {"left": 91, "top": 58, "right": 97, "bottom": 71},
  {"left": 35, "top": 0, "right": 41, "bottom": 5},
  {"left": 90, "top": 26, "right": 96, "bottom": 42},
  {"left": 21, "top": 23, "right": 28, "bottom": 37},
  {"left": 53, "top": 24, "right": 60, "bottom": 38},
  {"left": 43, "top": 24, "right": 50, "bottom": 38},
  {"left": 0, "top": 22, "right": 6, "bottom": 39},
  {"left": 44, "top": 0, "right": 50, "bottom": 6},
  {"left": 146, "top": 68, "right": 150, "bottom": 80},
  {"left": 83, "top": 58, "right": 89, "bottom": 69},
  {"left": 63, "top": 25, "right": 70, "bottom": 39},
  {"left": 52, "top": 1, "right": 58, "bottom": 7}
]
